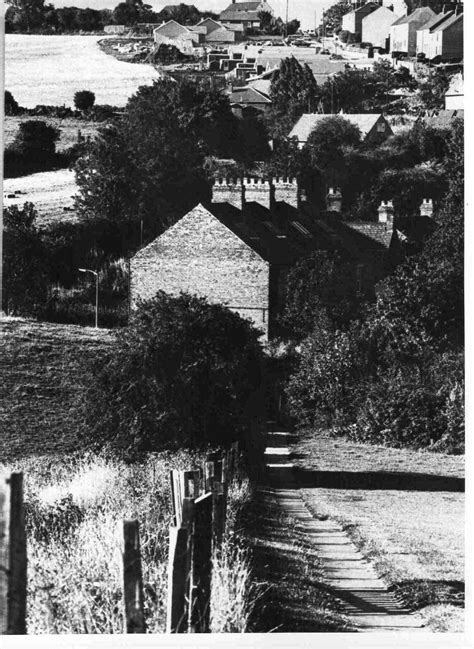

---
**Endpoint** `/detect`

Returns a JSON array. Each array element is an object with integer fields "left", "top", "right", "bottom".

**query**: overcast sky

[{"left": 52, "top": 0, "right": 336, "bottom": 29}]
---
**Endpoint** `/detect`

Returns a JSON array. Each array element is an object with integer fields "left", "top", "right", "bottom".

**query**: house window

[{"left": 377, "top": 122, "right": 386, "bottom": 132}]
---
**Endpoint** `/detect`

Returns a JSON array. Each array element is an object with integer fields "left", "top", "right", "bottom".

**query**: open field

[
  {"left": 3, "top": 116, "right": 99, "bottom": 152},
  {"left": 3, "top": 169, "right": 79, "bottom": 227},
  {"left": 291, "top": 430, "right": 465, "bottom": 632},
  {"left": 0, "top": 318, "right": 114, "bottom": 461},
  {"left": 5, "top": 35, "right": 160, "bottom": 108}
]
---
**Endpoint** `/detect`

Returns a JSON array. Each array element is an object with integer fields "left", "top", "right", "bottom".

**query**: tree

[
  {"left": 74, "top": 90, "right": 96, "bottom": 112},
  {"left": 2, "top": 203, "right": 49, "bottom": 315},
  {"left": 303, "top": 115, "right": 361, "bottom": 190},
  {"left": 286, "top": 19, "right": 300, "bottom": 36},
  {"left": 5, "top": 0, "right": 49, "bottom": 32},
  {"left": 321, "top": 0, "right": 351, "bottom": 34},
  {"left": 4, "top": 90, "right": 20, "bottom": 115},
  {"left": 281, "top": 251, "right": 369, "bottom": 339},
  {"left": 258, "top": 10, "right": 273, "bottom": 33},
  {"left": 269, "top": 58, "right": 320, "bottom": 135},
  {"left": 112, "top": 0, "right": 154, "bottom": 25},
  {"left": 78, "top": 292, "right": 264, "bottom": 453},
  {"left": 12, "top": 119, "right": 60, "bottom": 159},
  {"left": 417, "top": 68, "right": 452, "bottom": 110},
  {"left": 74, "top": 79, "right": 242, "bottom": 253}
]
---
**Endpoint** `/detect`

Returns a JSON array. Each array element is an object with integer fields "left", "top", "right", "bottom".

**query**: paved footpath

[{"left": 263, "top": 431, "right": 427, "bottom": 632}]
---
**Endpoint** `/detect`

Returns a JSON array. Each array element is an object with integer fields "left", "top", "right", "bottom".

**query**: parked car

[{"left": 321, "top": 48, "right": 330, "bottom": 55}]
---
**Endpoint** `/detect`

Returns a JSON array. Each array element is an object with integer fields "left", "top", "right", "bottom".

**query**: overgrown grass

[{"left": 2, "top": 452, "right": 257, "bottom": 633}]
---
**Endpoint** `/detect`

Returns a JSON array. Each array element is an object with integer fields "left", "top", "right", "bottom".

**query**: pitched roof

[
  {"left": 391, "top": 6, "right": 436, "bottom": 26},
  {"left": 289, "top": 113, "right": 386, "bottom": 143},
  {"left": 417, "top": 11, "right": 452, "bottom": 32},
  {"left": 343, "top": 221, "right": 394, "bottom": 249},
  {"left": 229, "top": 86, "right": 272, "bottom": 105},
  {"left": 247, "top": 78, "right": 272, "bottom": 97},
  {"left": 221, "top": 1, "right": 262, "bottom": 12},
  {"left": 431, "top": 11, "right": 462, "bottom": 33}
]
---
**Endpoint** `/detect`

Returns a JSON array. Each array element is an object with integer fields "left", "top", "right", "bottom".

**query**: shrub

[
  {"left": 5, "top": 89, "right": 20, "bottom": 115},
  {"left": 78, "top": 292, "right": 264, "bottom": 453},
  {"left": 74, "top": 90, "right": 96, "bottom": 111}
]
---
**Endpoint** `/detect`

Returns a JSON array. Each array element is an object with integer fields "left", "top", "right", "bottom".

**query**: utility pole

[{"left": 285, "top": 0, "right": 289, "bottom": 39}]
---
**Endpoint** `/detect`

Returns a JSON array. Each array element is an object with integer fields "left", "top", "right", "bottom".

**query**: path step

[{"left": 262, "top": 431, "right": 426, "bottom": 633}]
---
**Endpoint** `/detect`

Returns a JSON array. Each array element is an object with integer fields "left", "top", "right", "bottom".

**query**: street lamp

[{"left": 78, "top": 268, "right": 99, "bottom": 328}]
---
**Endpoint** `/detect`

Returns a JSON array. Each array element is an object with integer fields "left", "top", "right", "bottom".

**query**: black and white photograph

[{"left": 0, "top": 0, "right": 469, "bottom": 643}]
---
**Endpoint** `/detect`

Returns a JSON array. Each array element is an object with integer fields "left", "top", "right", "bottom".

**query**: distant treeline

[{"left": 5, "top": 0, "right": 218, "bottom": 34}]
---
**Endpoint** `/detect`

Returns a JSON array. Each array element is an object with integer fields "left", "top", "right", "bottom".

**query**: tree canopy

[
  {"left": 74, "top": 79, "right": 244, "bottom": 253},
  {"left": 78, "top": 292, "right": 264, "bottom": 453}
]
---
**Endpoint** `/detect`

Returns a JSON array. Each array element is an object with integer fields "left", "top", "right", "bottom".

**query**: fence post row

[
  {"left": 166, "top": 443, "right": 239, "bottom": 634},
  {"left": 123, "top": 520, "right": 146, "bottom": 634},
  {"left": 0, "top": 472, "right": 27, "bottom": 636}
]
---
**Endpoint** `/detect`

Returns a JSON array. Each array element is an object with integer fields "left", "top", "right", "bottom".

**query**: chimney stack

[
  {"left": 420, "top": 198, "right": 434, "bottom": 218},
  {"left": 378, "top": 200, "right": 394, "bottom": 226},
  {"left": 272, "top": 177, "right": 298, "bottom": 208},
  {"left": 243, "top": 177, "right": 271, "bottom": 209},
  {"left": 326, "top": 187, "right": 342, "bottom": 213},
  {"left": 212, "top": 178, "right": 243, "bottom": 210}
]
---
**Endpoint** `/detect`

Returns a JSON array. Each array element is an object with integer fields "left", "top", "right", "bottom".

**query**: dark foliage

[
  {"left": 74, "top": 78, "right": 245, "bottom": 253},
  {"left": 78, "top": 292, "right": 264, "bottom": 453},
  {"left": 285, "top": 120, "right": 464, "bottom": 453},
  {"left": 74, "top": 90, "right": 96, "bottom": 112},
  {"left": 2, "top": 203, "right": 49, "bottom": 315},
  {"left": 5, "top": 90, "right": 21, "bottom": 115}
]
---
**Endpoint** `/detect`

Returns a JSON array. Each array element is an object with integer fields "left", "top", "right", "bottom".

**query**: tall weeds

[{"left": 2, "top": 451, "right": 257, "bottom": 633}]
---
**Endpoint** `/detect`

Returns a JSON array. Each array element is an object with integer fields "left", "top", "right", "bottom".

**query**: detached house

[
  {"left": 219, "top": 1, "right": 273, "bottom": 30},
  {"left": 390, "top": 7, "right": 436, "bottom": 55},
  {"left": 289, "top": 113, "right": 393, "bottom": 149},
  {"left": 130, "top": 177, "right": 433, "bottom": 339},
  {"left": 153, "top": 20, "right": 204, "bottom": 52}
]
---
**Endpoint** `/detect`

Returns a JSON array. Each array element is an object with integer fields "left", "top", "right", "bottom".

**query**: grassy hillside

[
  {"left": 0, "top": 318, "right": 114, "bottom": 460},
  {"left": 292, "top": 431, "right": 465, "bottom": 632},
  {"left": 3, "top": 169, "right": 79, "bottom": 228}
]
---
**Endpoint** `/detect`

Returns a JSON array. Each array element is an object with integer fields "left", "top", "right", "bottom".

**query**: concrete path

[{"left": 263, "top": 431, "right": 426, "bottom": 632}]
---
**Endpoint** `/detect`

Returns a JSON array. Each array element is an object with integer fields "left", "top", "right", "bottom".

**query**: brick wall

[{"left": 130, "top": 204, "right": 271, "bottom": 337}]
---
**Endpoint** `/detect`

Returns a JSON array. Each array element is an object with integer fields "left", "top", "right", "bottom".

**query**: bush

[
  {"left": 78, "top": 292, "right": 264, "bottom": 453},
  {"left": 5, "top": 90, "right": 20, "bottom": 115},
  {"left": 74, "top": 90, "right": 96, "bottom": 111}
]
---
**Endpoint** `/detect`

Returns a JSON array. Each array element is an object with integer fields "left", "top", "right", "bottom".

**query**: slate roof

[
  {"left": 229, "top": 86, "right": 272, "bottom": 105},
  {"left": 343, "top": 221, "right": 394, "bottom": 249},
  {"left": 431, "top": 11, "right": 462, "bottom": 33},
  {"left": 391, "top": 7, "right": 436, "bottom": 26},
  {"left": 247, "top": 78, "right": 272, "bottom": 97},
  {"left": 417, "top": 11, "right": 452, "bottom": 33},
  {"left": 289, "top": 113, "right": 387, "bottom": 143}
]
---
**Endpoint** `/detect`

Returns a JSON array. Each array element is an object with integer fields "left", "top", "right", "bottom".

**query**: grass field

[
  {"left": 0, "top": 318, "right": 114, "bottom": 461},
  {"left": 291, "top": 430, "right": 465, "bottom": 632},
  {"left": 5, "top": 35, "right": 159, "bottom": 108},
  {"left": 3, "top": 169, "right": 79, "bottom": 227},
  {"left": 3, "top": 116, "right": 99, "bottom": 153}
]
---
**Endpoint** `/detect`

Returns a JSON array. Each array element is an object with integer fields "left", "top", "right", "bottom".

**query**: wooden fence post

[
  {"left": 166, "top": 497, "right": 194, "bottom": 634},
  {"left": 190, "top": 493, "right": 212, "bottom": 633},
  {"left": 123, "top": 520, "right": 146, "bottom": 634},
  {"left": 7, "top": 473, "right": 27, "bottom": 635},
  {"left": 0, "top": 474, "right": 9, "bottom": 635}
]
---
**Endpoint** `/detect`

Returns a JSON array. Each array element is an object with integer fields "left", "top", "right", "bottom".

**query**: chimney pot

[
  {"left": 378, "top": 199, "right": 394, "bottom": 225},
  {"left": 420, "top": 198, "right": 434, "bottom": 218},
  {"left": 326, "top": 187, "right": 342, "bottom": 213}
]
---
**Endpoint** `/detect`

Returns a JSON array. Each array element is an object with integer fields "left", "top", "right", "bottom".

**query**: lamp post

[{"left": 78, "top": 268, "right": 99, "bottom": 328}]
